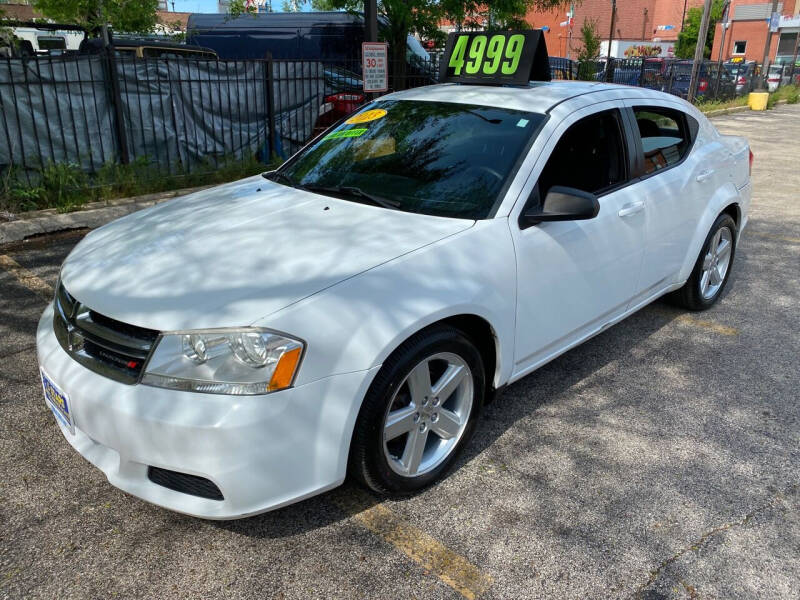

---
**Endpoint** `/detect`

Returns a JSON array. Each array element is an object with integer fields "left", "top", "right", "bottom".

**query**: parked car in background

[
  {"left": 591, "top": 58, "right": 663, "bottom": 89},
  {"left": 79, "top": 37, "right": 217, "bottom": 59},
  {"left": 724, "top": 61, "right": 756, "bottom": 95},
  {"left": 186, "top": 11, "right": 433, "bottom": 80},
  {"left": 549, "top": 57, "right": 577, "bottom": 80},
  {"left": 767, "top": 64, "right": 783, "bottom": 92},
  {"left": 662, "top": 61, "right": 736, "bottom": 100}
]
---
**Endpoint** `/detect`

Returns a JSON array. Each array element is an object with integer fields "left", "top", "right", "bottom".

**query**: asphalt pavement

[{"left": 1, "top": 105, "right": 798, "bottom": 600}]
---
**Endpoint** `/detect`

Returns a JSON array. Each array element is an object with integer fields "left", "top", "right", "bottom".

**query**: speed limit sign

[{"left": 362, "top": 42, "right": 388, "bottom": 93}]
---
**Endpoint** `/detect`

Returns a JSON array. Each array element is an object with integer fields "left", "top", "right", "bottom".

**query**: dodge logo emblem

[{"left": 66, "top": 324, "right": 84, "bottom": 352}]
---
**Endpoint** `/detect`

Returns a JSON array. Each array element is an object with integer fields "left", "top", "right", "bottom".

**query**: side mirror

[{"left": 519, "top": 186, "right": 600, "bottom": 229}]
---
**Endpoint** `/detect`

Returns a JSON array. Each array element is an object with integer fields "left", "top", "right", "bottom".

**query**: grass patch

[
  {"left": 1, "top": 155, "right": 278, "bottom": 215},
  {"left": 696, "top": 85, "right": 799, "bottom": 114}
]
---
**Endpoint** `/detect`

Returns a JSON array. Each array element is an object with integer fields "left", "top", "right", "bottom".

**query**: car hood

[{"left": 60, "top": 176, "right": 472, "bottom": 331}]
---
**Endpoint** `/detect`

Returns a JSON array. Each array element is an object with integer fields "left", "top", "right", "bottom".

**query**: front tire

[
  {"left": 349, "top": 325, "right": 485, "bottom": 495},
  {"left": 670, "top": 213, "right": 737, "bottom": 310}
]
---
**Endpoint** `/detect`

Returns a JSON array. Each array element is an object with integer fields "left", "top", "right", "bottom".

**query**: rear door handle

[
  {"left": 618, "top": 201, "right": 644, "bottom": 218},
  {"left": 696, "top": 169, "right": 715, "bottom": 182}
]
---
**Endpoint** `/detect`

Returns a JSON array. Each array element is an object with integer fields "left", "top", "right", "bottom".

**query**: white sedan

[{"left": 37, "top": 81, "right": 751, "bottom": 519}]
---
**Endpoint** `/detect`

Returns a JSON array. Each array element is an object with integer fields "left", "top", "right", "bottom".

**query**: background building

[
  {"left": 525, "top": 0, "right": 705, "bottom": 58},
  {"left": 710, "top": 1, "right": 799, "bottom": 64}
]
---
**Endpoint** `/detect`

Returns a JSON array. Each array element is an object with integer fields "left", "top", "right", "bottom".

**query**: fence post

[
  {"left": 105, "top": 47, "right": 129, "bottom": 165},
  {"left": 713, "top": 60, "right": 723, "bottom": 99},
  {"left": 264, "top": 52, "right": 277, "bottom": 161}
]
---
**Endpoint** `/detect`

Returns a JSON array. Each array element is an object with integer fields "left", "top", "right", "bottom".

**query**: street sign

[
  {"left": 362, "top": 42, "right": 388, "bottom": 93},
  {"left": 439, "top": 30, "right": 550, "bottom": 86},
  {"left": 769, "top": 12, "right": 780, "bottom": 33}
]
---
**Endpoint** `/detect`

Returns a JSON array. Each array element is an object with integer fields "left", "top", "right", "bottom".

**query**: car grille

[
  {"left": 147, "top": 466, "right": 224, "bottom": 501},
  {"left": 53, "top": 282, "right": 160, "bottom": 384}
]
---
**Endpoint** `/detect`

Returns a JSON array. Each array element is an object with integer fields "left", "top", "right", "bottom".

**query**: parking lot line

[
  {"left": 334, "top": 489, "right": 493, "bottom": 600},
  {"left": 674, "top": 314, "right": 739, "bottom": 336},
  {"left": 0, "top": 254, "right": 54, "bottom": 301}
]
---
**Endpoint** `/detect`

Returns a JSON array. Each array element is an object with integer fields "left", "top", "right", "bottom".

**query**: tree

[
  {"left": 282, "top": 0, "right": 305, "bottom": 11},
  {"left": 675, "top": 0, "right": 724, "bottom": 59},
  {"left": 576, "top": 17, "right": 601, "bottom": 80},
  {"left": 32, "top": 0, "right": 160, "bottom": 35},
  {"left": 311, "top": 0, "right": 568, "bottom": 89}
]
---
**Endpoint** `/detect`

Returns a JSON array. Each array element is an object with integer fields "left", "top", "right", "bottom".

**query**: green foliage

[
  {"left": 309, "top": 1, "right": 567, "bottom": 89},
  {"left": 226, "top": 0, "right": 259, "bottom": 20},
  {"left": 32, "top": 0, "right": 160, "bottom": 34},
  {"left": 577, "top": 18, "right": 601, "bottom": 81},
  {"left": 786, "top": 91, "right": 799, "bottom": 104},
  {"left": 1, "top": 155, "right": 277, "bottom": 214},
  {"left": 675, "top": 0, "right": 724, "bottom": 60}
]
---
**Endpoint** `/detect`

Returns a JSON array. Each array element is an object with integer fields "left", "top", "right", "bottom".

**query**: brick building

[
  {"left": 709, "top": 1, "right": 800, "bottom": 64},
  {"left": 523, "top": 0, "right": 705, "bottom": 59}
]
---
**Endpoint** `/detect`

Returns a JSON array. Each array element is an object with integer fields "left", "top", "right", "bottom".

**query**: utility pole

[
  {"left": 716, "top": 0, "right": 731, "bottom": 63},
  {"left": 364, "top": 0, "right": 378, "bottom": 43},
  {"left": 680, "top": 0, "right": 689, "bottom": 34},
  {"left": 605, "top": 0, "right": 617, "bottom": 82},
  {"left": 757, "top": 0, "right": 779, "bottom": 89},
  {"left": 687, "top": 0, "right": 713, "bottom": 102}
]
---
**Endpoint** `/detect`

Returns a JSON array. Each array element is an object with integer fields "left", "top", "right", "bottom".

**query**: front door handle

[
  {"left": 618, "top": 201, "right": 644, "bottom": 218},
  {"left": 696, "top": 169, "right": 715, "bottom": 182}
]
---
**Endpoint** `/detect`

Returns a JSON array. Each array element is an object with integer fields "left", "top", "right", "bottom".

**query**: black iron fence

[
  {"left": 1, "top": 52, "right": 798, "bottom": 188},
  {"left": 0, "top": 53, "right": 446, "bottom": 185},
  {"left": 580, "top": 57, "right": 799, "bottom": 101}
]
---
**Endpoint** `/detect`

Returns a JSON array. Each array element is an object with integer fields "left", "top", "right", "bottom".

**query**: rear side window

[
  {"left": 537, "top": 109, "right": 628, "bottom": 197},
  {"left": 632, "top": 106, "right": 696, "bottom": 175}
]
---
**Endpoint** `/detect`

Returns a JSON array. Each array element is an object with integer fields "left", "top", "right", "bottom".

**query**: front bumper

[{"left": 36, "top": 303, "right": 378, "bottom": 519}]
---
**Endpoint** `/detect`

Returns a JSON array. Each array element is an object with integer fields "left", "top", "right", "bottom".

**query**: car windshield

[{"left": 277, "top": 100, "right": 544, "bottom": 219}]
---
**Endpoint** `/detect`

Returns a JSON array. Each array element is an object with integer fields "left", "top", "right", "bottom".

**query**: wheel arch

[
  {"left": 678, "top": 191, "right": 741, "bottom": 283},
  {"left": 375, "top": 313, "right": 503, "bottom": 404},
  {"left": 721, "top": 202, "right": 741, "bottom": 229}
]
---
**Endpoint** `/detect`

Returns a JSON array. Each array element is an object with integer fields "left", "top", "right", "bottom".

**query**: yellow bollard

[{"left": 748, "top": 92, "right": 769, "bottom": 111}]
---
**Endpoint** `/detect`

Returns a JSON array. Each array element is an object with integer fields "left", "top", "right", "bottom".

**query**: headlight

[{"left": 141, "top": 328, "right": 304, "bottom": 395}]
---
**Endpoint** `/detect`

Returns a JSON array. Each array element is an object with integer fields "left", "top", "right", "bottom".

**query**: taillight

[
  {"left": 748, "top": 149, "right": 753, "bottom": 176},
  {"left": 737, "top": 76, "right": 746, "bottom": 85},
  {"left": 698, "top": 79, "right": 708, "bottom": 92},
  {"left": 323, "top": 93, "right": 365, "bottom": 103}
]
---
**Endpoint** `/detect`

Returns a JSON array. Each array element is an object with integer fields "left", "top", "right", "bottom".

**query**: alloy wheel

[
  {"left": 382, "top": 352, "right": 474, "bottom": 477},
  {"left": 700, "top": 226, "right": 733, "bottom": 300}
]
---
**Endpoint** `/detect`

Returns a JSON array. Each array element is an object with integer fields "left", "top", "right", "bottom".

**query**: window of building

[{"left": 733, "top": 41, "right": 747, "bottom": 55}]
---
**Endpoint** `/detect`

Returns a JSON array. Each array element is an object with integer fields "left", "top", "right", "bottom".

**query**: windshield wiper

[
  {"left": 262, "top": 170, "right": 297, "bottom": 187},
  {"left": 303, "top": 185, "right": 400, "bottom": 210}
]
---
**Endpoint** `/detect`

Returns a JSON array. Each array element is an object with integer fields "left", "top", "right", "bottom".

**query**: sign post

[{"left": 362, "top": 42, "right": 388, "bottom": 93}]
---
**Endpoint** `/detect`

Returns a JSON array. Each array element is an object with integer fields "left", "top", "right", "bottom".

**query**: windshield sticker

[
  {"left": 516, "top": 118, "right": 529, "bottom": 128},
  {"left": 345, "top": 109, "right": 387, "bottom": 124},
  {"left": 324, "top": 128, "right": 368, "bottom": 140}
]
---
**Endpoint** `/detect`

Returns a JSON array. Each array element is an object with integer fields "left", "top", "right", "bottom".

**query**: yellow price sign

[{"left": 346, "top": 109, "right": 387, "bottom": 124}]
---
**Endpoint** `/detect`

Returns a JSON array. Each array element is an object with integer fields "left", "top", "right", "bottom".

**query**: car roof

[{"left": 383, "top": 81, "right": 671, "bottom": 113}]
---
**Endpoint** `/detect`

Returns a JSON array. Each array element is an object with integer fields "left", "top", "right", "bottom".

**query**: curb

[
  {"left": 0, "top": 185, "right": 214, "bottom": 246},
  {"left": 705, "top": 98, "right": 789, "bottom": 118}
]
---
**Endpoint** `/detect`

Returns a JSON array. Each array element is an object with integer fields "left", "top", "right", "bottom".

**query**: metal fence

[
  {"left": 1, "top": 52, "right": 798, "bottom": 187},
  {"left": 581, "top": 57, "right": 800, "bottom": 101},
  {"left": 0, "top": 53, "right": 446, "bottom": 185}
]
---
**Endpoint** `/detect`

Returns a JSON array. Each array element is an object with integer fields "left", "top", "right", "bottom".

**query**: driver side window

[{"left": 536, "top": 109, "right": 629, "bottom": 201}]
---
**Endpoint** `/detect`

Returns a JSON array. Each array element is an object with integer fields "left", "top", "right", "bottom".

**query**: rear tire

[
  {"left": 669, "top": 213, "right": 737, "bottom": 310},
  {"left": 349, "top": 325, "right": 485, "bottom": 495}
]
